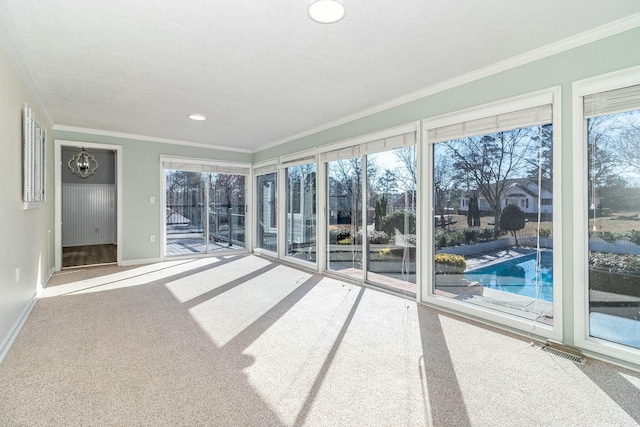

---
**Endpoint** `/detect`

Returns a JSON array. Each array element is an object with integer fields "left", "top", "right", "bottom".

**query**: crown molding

[
  {"left": 0, "top": 18, "right": 54, "bottom": 127},
  {"left": 253, "top": 12, "right": 640, "bottom": 154},
  {"left": 51, "top": 125, "right": 253, "bottom": 153}
]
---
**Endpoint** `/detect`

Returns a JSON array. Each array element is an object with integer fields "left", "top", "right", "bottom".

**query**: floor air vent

[{"left": 541, "top": 343, "right": 585, "bottom": 364}]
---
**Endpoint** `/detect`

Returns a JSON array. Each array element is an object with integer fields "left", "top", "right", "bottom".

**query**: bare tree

[
  {"left": 394, "top": 146, "right": 417, "bottom": 191},
  {"left": 433, "top": 154, "right": 454, "bottom": 216},
  {"left": 329, "top": 158, "right": 364, "bottom": 235},
  {"left": 443, "top": 128, "right": 536, "bottom": 232},
  {"left": 525, "top": 124, "right": 553, "bottom": 180},
  {"left": 587, "top": 115, "right": 624, "bottom": 208},
  {"left": 618, "top": 122, "right": 640, "bottom": 174},
  {"left": 394, "top": 146, "right": 417, "bottom": 213}
]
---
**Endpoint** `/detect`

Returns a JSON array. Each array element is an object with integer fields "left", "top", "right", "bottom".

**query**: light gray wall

[{"left": 0, "top": 44, "right": 53, "bottom": 358}]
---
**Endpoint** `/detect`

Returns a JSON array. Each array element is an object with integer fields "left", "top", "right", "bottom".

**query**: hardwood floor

[{"left": 62, "top": 244, "right": 117, "bottom": 268}]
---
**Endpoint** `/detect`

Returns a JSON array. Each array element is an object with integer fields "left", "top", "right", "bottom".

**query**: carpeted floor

[{"left": 1, "top": 255, "right": 639, "bottom": 426}]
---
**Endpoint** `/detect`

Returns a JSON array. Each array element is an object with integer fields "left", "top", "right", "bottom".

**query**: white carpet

[{"left": 1, "top": 255, "right": 639, "bottom": 426}]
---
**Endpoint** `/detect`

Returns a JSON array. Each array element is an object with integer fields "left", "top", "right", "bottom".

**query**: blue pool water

[{"left": 465, "top": 251, "right": 553, "bottom": 302}]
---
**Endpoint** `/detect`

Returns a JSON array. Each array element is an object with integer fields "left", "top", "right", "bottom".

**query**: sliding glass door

[
  {"left": 256, "top": 172, "right": 278, "bottom": 253},
  {"left": 365, "top": 148, "right": 417, "bottom": 292},
  {"left": 165, "top": 170, "right": 207, "bottom": 255},
  {"left": 323, "top": 132, "right": 417, "bottom": 294},
  {"left": 208, "top": 173, "right": 246, "bottom": 251},
  {"left": 327, "top": 157, "right": 363, "bottom": 280},
  {"left": 285, "top": 163, "right": 317, "bottom": 263},
  {"left": 164, "top": 167, "right": 247, "bottom": 256}
]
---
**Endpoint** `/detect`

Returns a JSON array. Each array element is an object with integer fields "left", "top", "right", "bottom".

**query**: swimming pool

[{"left": 465, "top": 251, "right": 553, "bottom": 302}]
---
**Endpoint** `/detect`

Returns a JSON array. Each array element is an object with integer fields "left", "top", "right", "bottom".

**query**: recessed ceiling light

[
  {"left": 188, "top": 113, "right": 206, "bottom": 121},
  {"left": 308, "top": 0, "right": 346, "bottom": 24}
]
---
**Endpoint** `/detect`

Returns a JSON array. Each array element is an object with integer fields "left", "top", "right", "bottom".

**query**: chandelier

[{"left": 68, "top": 147, "right": 99, "bottom": 178}]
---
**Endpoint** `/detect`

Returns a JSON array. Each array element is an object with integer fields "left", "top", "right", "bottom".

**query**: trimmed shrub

[
  {"left": 479, "top": 227, "right": 498, "bottom": 241},
  {"left": 435, "top": 230, "right": 446, "bottom": 249},
  {"left": 590, "top": 231, "right": 624, "bottom": 243},
  {"left": 434, "top": 253, "right": 466, "bottom": 274},
  {"left": 381, "top": 210, "right": 416, "bottom": 236},
  {"left": 589, "top": 252, "right": 640, "bottom": 272},
  {"left": 329, "top": 227, "right": 351, "bottom": 243},
  {"left": 368, "top": 230, "right": 390, "bottom": 244},
  {"left": 446, "top": 231, "right": 466, "bottom": 247},
  {"left": 499, "top": 204, "right": 526, "bottom": 246},
  {"left": 538, "top": 228, "right": 552, "bottom": 238},
  {"left": 463, "top": 227, "right": 481, "bottom": 244},
  {"left": 627, "top": 230, "right": 640, "bottom": 245},
  {"left": 378, "top": 247, "right": 391, "bottom": 256}
]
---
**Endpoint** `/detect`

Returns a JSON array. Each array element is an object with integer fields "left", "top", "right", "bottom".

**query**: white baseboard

[
  {"left": 42, "top": 267, "right": 55, "bottom": 289},
  {"left": 120, "top": 258, "right": 161, "bottom": 267},
  {"left": 0, "top": 294, "right": 38, "bottom": 364}
]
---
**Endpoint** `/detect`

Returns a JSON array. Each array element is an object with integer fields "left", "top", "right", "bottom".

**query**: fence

[{"left": 166, "top": 203, "right": 245, "bottom": 246}]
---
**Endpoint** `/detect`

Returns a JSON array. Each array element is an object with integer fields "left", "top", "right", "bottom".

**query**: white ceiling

[{"left": 1, "top": 1, "right": 640, "bottom": 152}]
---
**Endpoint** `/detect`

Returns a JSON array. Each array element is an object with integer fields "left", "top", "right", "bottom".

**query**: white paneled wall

[{"left": 62, "top": 184, "right": 116, "bottom": 247}]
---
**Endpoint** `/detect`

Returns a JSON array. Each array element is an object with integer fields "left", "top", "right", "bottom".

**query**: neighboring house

[
  {"left": 391, "top": 190, "right": 417, "bottom": 213},
  {"left": 459, "top": 178, "right": 553, "bottom": 216}
]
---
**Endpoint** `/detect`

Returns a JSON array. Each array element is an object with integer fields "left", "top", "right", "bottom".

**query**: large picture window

[
  {"left": 583, "top": 83, "right": 640, "bottom": 351},
  {"left": 424, "top": 91, "right": 560, "bottom": 336}
]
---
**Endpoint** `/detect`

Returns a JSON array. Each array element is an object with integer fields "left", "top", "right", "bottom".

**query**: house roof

[{"left": 463, "top": 178, "right": 552, "bottom": 198}]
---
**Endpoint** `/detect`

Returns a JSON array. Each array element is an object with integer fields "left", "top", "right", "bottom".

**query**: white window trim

[
  {"left": 572, "top": 65, "right": 640, "bottom": 366},
  {"left": 421, "top": 87, "right": 563, "bottom": 343}
]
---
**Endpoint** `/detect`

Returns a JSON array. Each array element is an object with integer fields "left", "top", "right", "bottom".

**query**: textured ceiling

[{"left": 1, "top": 1, "right": 640, "bottom": 152}]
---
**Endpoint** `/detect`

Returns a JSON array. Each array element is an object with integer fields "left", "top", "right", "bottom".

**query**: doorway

[{"left": 54, "top": 141, "right": 123, "bottom": 270}]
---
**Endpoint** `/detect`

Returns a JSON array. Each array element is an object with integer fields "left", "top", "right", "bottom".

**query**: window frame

[
  {"left": 318, "top": 122, "right": 421, "bottom": 297},
  {"left": 253, "top": 159, "right": 279, "bottom": 257},
  {"left": 572, "top": 65, "right": 640, "bottom": 365},
  {"left": 160, "top": 156, "right": 252, "bottom": 261},
  {"left": 278, "top": 151, "right": 320, "bottom": 271},
  {"left": 422, "top": 87, "right": 563, "bottom": 342}
]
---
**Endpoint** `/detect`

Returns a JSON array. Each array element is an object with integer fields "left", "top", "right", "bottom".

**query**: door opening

[{"left": 54, "top": 141, "right": 123, "bottom": 270}]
